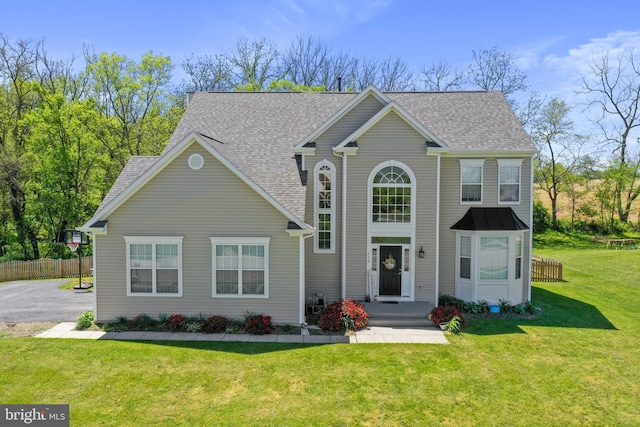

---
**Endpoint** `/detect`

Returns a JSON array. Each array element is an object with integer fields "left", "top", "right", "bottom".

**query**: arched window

[
  {"left": 314, "top": 160, "right": 335, "bottom": 252},
  {"left": 372, "top": 164, "right": 412, "bottom": 223}
]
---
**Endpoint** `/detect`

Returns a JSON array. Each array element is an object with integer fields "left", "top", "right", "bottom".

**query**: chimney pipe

[{"left": 337, "top": 76, "right": 342, "bottom": 92}]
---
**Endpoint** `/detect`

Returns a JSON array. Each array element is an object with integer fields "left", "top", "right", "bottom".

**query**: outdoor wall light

[{"left": 418, "top": 246, "right": 425, "bottom": 258}]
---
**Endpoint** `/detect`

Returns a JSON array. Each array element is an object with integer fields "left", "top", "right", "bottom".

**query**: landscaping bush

[
  {"left": 202, "top": 315, "right": 229, "bottom": 333},
  {"left": 318, "top": 301, "right": 343, "bottom": 331},
  {"left": 167, "top": 314, "right": 186, "bottom": 332},
  {"left": 76, "top": 311, "right": 94, "bottom": 330},
  {"left": 430, "top": 306, "right": 466, "bottom": 326},
  {"left": 341, "top": 298, "right": 368, "bottom": 331},
  {"left": 438, "top": 294, "right": 465, "bottom": 310},
  {"left": 244, "top": 314, "right": 274, "bottom": 335},
  {"left": 127, "top": 314, "right": 157, "bottom": 330},
  {"left": 318, "top": 299, "right": 368, "bottom": 332}
]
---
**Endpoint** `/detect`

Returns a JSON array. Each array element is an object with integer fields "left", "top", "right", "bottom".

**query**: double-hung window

[
  {"left": 125, "top": 236, "right": 183, "bottom": 296},
  {"left": 459, "top": 159, "right": 484, "bottom": 204},
  {"left": 211, "top": 237, "right": 270, "bottom": 297},
  {"left": 314, "top": 160, "right": 335, "bottom": 253},
  {"left": 459, "top": 235, "right": 472, "bottom": 279},
  {"left": 498, "top": 159, "right": 523, "bottom": 204}
]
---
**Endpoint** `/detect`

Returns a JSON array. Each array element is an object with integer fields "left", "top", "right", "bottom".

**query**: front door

[{"left": 379, "top": 246, "right": 402, "bottom": 296}]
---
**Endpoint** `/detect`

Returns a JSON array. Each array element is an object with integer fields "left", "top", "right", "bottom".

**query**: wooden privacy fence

[
  {"left": 0, "top": 257, "right": 93, "bottom": 282},
  {"left": 532, "top": 256, "right": 563, "bottom": 282}
]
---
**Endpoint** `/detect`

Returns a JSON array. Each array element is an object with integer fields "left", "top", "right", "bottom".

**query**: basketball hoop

[{"left": 67, "top": 242, "right": 79, "bottom": 252}]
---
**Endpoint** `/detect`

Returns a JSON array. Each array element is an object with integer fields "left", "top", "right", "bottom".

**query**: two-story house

[{"left": 81, "top": 86, "right": 535, "bottom": 324}]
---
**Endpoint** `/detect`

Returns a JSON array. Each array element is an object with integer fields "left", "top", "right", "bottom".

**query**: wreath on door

[{"left": 382, "top": 254, "right": 396, "bottom": 270}]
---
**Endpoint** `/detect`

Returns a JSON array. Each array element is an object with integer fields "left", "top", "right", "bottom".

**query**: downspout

[
  {"left": 335, "top": 151, "right": 347, "bottom": 300},
  {"left": 528, "top": 156, "right": 534, "bottom": 302},
  {"left": 92, "top": 235, "right": 98, "bottom": 321},
  {"left": 299, "top": 232, "right": 314, "bottom": 325},
  {"left": 434, "top": 154, "right": 441, "bottom": 307}
]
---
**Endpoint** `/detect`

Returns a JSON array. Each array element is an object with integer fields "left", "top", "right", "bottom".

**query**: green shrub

[
  {"left": 76, "top": 311, "right": 94, "bottom": 330},
  {"left": 186, "top": 321, "right": 202, "bottom": 333},
  {"left": 438, "top": 294, "right": 465, "bottom": 310},
  {"left": 446, "top": 315, "right": 463, "bottom": 333},
  {"left": 533, "top": 201, "right": 551, "bottom": 233}
]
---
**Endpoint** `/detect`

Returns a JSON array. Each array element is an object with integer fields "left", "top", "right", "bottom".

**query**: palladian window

[{"left": 372, "top": 165, "right": 411, "bottom": 223}]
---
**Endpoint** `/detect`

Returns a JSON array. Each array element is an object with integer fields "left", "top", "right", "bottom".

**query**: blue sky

[{"left": 3, "top": 0, "right": 640, "bottom": 137}]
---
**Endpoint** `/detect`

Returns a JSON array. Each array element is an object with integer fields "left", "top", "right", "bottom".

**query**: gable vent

[{"left": 188, "top": 153, "right": 204, "bottom": 170}]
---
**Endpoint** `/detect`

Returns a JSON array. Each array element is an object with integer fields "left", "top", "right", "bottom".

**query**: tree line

[{"left": 1, "top": 33, "right": 638, "bottom": 260}]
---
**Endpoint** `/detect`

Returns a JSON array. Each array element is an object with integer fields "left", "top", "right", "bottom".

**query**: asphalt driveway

[{"left": 0, "top": 279, "right": 93, "bottom": 322}]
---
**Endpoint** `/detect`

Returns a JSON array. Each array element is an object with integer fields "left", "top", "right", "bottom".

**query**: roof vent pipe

[{"left": 337, "top": 76, "right": 342, "bottom": 92}]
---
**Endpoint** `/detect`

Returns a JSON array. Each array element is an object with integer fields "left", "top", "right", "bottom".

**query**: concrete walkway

[{"left": 35, "top": 322, "right": 449, "bottom": 344}]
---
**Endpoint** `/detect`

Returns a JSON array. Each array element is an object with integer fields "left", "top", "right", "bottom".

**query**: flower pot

[
  {"left": 439, "top": 322, "right": 449, "bottom": 331},
  {"left": 489, "top": 305, "right": 500, "bottom": 313}
]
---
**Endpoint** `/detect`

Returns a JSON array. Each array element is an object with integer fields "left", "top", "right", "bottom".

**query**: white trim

[
  {"left": 124, "top": 236, "right": 184, "bottom": 297},
  {"left": 210, "top": 237, "right": 270, "bottom": 299},
  {"left": 92, "top": 236, "right": 98, "bottom": 320},
  {"left": 340, "top": 153, "right": 347, "bottom": 299},
  {"left": 459, "top": 159, "right": 485, "bottom": 205},
  {"left": 188, "top": 153, "right": 204, "bottom": 170},
  {"left": 83, "top": 132, "right": 311, "bottom": 232},
  {"left": 453, "top": 231, "right": 526, "bottom": 304},
  {"left": 497, "top": 158, "right": 524, "bottom": 205},
  {"left": 434, "top": 154, "right": 441, "bottom": 307},
  {"left": 528, "top": 157, "right": 534, "bottom": 301},
  {"left": 441, "top": 150, "right": 536, "bottom": 158},
  {"left": 366, "top": 160, "right": 417, "bottom": 302},
  {"left": 313, "top": 160, "right": 336, "bottom": 254},
  {"left": 299, "top": 233, "right": 313, "bottom": 324},
  {"left": 335, "top": 102, "right": 448, "bottom": 150},
  {"left": 294, "top": 85, "right": 391, "bottom": 153}
]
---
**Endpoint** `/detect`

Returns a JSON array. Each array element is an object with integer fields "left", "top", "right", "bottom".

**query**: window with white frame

[
  {"left": 124, "top": 236, "right": 183, "bottom": 296},
  {"left": 479, "top": 236, "right": 509, "bottom": 280},
  {"left": 498, "top": 159, "right": 523, "bottom": 203},
  {"left": 459, "top": 159, "right": 484, "bottom": 203},
  {"left": 211, "top": 237, "right": 270, "bottom": 297},
  {"left": 459, "top": 235, "right": 472, "bottom": 279},
  {"left": 515, "top": 235, "right": 522, "bottom": 280},
  {"left": 372, "top": 165, "right": 412, "bottom": 223},
  {"left": 314, "top": 161, "right": 335, "bottom": 252}
]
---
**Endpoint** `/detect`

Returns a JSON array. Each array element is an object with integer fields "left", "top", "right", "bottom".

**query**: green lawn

[{"left": 1, "top": 244, "right": 639, "bottom": 426}]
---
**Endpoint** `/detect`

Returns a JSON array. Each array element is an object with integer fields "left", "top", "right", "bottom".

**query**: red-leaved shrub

[
  {"left": 318, "top": 299, "right": 368, "bottom": 331},
  {"left": 202, "top": 315, "right": 229, "bottom": 333},
  {"left": 167, "top": 314, "right": 185, "bottom": 332},
  {"left": 245, "top": 314, "right": 274, "bottom": 335},
  {"left": 429, "top": 306, "right": 466, "bottom": 326}
]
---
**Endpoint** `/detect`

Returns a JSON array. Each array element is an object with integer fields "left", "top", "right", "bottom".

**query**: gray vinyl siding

[
  {"left": 304, "top": 94, "right": 385, "bottom": 303},
  {"left": 343, "top": 111, "right": 439, "bottom": 302},
  {"left": 94, "top": 143, "right": 300, "bottom": 324},
  {"left": 438, "top": 156, "right": 532, "bottom": 300}
]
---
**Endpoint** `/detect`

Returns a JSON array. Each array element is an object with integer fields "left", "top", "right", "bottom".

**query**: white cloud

[{"left": 544, "top": 30, "right": 640, "bottom": 80}]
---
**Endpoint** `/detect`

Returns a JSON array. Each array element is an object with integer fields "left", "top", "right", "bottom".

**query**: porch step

[{"left": 367, "top": 316, "right": 435, "bottom": 328}]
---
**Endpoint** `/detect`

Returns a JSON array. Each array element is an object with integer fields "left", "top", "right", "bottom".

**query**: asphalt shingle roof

[{"left": 94, "top": 89, "right": 534, "bottom": 224}]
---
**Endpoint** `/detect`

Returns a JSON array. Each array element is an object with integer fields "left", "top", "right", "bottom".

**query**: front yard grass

[{"left": 1, "top": 245, "right": 639, "bottom": 426}]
